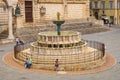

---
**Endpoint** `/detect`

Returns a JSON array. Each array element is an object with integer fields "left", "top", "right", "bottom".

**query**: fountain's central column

[{"left": 53, "top": 12, "right": 65, "bottom": 35}]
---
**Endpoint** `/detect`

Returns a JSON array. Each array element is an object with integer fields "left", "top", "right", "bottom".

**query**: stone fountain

[
  {"left": 14, "top": 12, "right": 106, "bottom": 71},
  {"left": 53, "top": 12, "right": 65, "bottom": 35}
]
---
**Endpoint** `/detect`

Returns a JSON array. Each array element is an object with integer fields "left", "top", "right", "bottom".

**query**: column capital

[{"left": 7, "top": 0, "right": 18, "bottom": 6}]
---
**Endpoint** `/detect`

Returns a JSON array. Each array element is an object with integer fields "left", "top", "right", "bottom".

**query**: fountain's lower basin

[{"left": 15, "top": 47, "right": 106, "bottom": 71}]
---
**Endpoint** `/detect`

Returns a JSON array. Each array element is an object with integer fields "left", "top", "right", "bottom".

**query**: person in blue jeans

[
  {"left": 24, "top": 58, "right": 32, "bottom": 69},
  {"left": 24, "top": 58, "right": 30, "bottom": 69},
  {"left": 15, "top": 37, "right": 20, "bottom": 46}
]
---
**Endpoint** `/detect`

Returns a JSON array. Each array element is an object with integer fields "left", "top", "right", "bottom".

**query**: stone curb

[{"left": 0, "top": 39, "right": 14, "bottom": 45}]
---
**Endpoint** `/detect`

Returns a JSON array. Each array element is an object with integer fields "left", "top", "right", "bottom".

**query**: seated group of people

[
  {"left": 24, "top": 57, "right": 59, "bottom": 71},
  {"left": 24, "top": 58, "right": 32, "bottom": 69}
]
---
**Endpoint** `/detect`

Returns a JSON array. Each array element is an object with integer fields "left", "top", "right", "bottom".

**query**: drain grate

[{"left": 0, "top": 50, "right": 4, "bottom": 52}]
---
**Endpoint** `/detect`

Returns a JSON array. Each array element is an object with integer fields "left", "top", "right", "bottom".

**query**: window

[
  {"left": 95, "top": 1, "right": 98, "bottom": 9},
  {"left": 109, "top": 1, "right": 113, "bottom": 9},
  {"left": 101, "top": 1, "right": 105, "bottom": 9},
  {"left": 118, "top": 2, "right": 120, "bottom": 9},
  {"left": 90, "top": 2, "right": 92, "bottom": 9}
]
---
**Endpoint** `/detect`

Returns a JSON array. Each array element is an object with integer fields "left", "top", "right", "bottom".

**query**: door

[
  {"left": 110, "top": 16, "right": 114, "bottom": 24},
  {"left": 25, "top": 1, "right": 33, "bottom": 22},
  {"left": 94, "top": 12, "right": 98, "bottom": 19}
]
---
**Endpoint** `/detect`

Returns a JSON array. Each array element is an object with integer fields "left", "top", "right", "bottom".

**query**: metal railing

[{"left": 14, "top": 39, "right": 105, "bottom": 64}]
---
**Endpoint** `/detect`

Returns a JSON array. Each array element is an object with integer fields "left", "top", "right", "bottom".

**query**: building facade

[
  {"left": 0, "top": 0, "right": 90, "bottom": 39},
  {"left": 90, "top": 0, "right": 120, "bottom": 24},
  {"left": 14, "top": 0, "right": 89, "bottom": 25}
]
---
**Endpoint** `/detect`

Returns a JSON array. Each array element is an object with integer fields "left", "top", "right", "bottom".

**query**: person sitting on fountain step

[
  {"left": 28, "top": 58, "right": 32, "bottom": 68},
  {"left": 24, "top": 58, "right": 30, "bottom": 69},
  {"left": 54, "top": 59, "right": 59, "bottom": 71}
]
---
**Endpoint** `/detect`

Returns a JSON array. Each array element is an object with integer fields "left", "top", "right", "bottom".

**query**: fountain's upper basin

[
  {"left": 38, "top": 31, "right": 79, "bottom": 36},
  {"left": 38, "top": 31, "right": 81, "bottom": 44},
  {"left": 53, "top": 20, "right": 65, "bottom": 25}
]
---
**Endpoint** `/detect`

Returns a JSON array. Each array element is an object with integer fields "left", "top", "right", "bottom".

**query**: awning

[{"left": 104, "top": 17, "right": 108, "bottom": 20}]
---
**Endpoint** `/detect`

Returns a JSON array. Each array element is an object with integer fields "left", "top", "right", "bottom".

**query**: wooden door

[{"left": 25, "top": 1, "right": 33, "bottom": 22}]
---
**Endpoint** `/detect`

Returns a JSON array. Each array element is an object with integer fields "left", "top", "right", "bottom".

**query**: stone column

[
  {"left": 86, "top": 0, "right": 90, "bottom": 19},
  {"left": 8, "top": 6, "right": 14, "bottom": 39},
  {"left": 46, "top": 36, "right": 48, "bottom": 42},
  {"left": 92, "top": 1, "right": 95, "bottom": 9},
  {"left": 98, "top": 1, "right": 100, "bottom": 9},
  {"left": 63, "top": 0, "right": 67, "bottom": 19},
  {"left": 115, "top": 0, "right": 118, "bottom": 24},
  {"left": 90, "top": 1, "right": 93, "bottom": 16}
]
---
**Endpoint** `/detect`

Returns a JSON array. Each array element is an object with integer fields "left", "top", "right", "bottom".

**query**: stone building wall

[
  {"left": 67, "top": 4, "right": 86, "bottom": 19},
  {"left": 39, "top": 4, "right": 64, "bottom": 20},
  {"left": 36, "top": 3, "right": 87, "bottom": 20},
  {"left": 0, "top": 0, "right": 8, "bottom": 25},
  {"left": 90, "top": 0, "right": 120, "bottom": 24},
  {"left": 16, "top": 0, "right": 89, "bottom": 24}
]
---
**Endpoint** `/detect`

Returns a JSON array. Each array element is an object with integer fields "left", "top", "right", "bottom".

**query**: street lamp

[
  {"left": 15, "top": 3, "right": 21, "bottom": 16},
  {"left": 40, "top": 6, "right": 46, "bottom": 15}
]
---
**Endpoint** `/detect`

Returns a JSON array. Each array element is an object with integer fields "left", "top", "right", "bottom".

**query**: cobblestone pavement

[{"left": 0, "top": 26, "right": 120, "bottom": 80}]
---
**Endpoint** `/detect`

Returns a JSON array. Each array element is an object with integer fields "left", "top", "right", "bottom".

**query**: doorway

[
  {"left": 25, "top": 1, "right": 33, "bottom": 22},
  {"left": 94, "top": 12, "right": 98, "bottom": 19},
  {"left": 110, "top": 16, "right": 114, "bottom": 24}
]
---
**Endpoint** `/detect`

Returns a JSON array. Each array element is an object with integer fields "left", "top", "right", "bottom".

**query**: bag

[{"left": 19, "top": 40, "right": 24, "bottom": 45}]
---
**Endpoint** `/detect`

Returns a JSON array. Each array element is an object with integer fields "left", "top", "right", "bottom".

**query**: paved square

[{"left": 0, "top": 26, "right": 120, "bottom": 80}]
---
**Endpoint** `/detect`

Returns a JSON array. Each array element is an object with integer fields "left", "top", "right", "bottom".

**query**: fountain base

[{"left": 14, "top": 31, "right": 106, "bottom": 71}]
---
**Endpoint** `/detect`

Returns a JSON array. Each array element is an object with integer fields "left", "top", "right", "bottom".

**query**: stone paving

[{"left": 0, "top": 26, "right": 120, "bottom": 80}]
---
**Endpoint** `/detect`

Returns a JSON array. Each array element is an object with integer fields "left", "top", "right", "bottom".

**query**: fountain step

[{"left": 17, "top": 50, "right": 102, "bottom": 65}]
